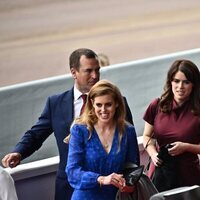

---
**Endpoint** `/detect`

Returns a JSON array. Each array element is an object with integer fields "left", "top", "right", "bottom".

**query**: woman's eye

[
  {"left": 173, "top": 78, "right": 191, "bottom": 85},
  {"left": 183, "top": 80, "right": 190, "bottom": 84},
  {"left": 173, "top": 79, "right": 179, "bottom": 83},
  {"left": 96, "top": 103, "right": 102, "bottom": 107}
]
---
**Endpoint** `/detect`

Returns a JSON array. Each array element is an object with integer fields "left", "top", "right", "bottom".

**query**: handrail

[
  {"left": 6, "top": 156, "right": 59, "bottom": 181},
  {"left": 4, "top": 136, "right": 146, "bottom": 200},
  {"left": 4, "top": 136, "right": 145, "bottom": 181}
]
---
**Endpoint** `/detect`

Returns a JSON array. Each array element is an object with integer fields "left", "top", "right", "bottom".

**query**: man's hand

[{"left": 2, "top": 153, "right": 21, "bottom": 168}]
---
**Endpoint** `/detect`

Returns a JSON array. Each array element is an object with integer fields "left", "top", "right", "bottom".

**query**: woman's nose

[
  {"left": 101, "top": 105, "right": 106, "bottom": 111},
  {"left": 178, "top": 81, "right": 184, "bottom": 88}
]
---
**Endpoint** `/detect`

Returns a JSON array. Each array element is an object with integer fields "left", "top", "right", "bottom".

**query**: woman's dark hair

[{"left": 160, "top": 59, "right": 200, "bottom": 115}]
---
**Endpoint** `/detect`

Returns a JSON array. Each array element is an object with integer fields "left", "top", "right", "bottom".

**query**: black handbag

[
  {"left": 123, "top": 163, "right": 144, "bottom": 186},
  {"left": 152, "top": 145, "right": 178, "bottom": 192},
  {"left": 116, "top": 164, "right": 158, "bottom": 200}
]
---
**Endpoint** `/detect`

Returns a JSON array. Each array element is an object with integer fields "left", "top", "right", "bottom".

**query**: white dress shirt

[{"left": 73, "top": 87, "right": 87, "bottom": 118}]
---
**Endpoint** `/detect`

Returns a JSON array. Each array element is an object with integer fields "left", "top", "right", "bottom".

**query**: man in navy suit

[{"left": 2, "top": 48, "right": 133, "bottom": 200}]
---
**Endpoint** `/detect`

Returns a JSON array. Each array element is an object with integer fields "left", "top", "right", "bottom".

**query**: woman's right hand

[
  {"left": 151, "top": 152, "right": 163, "bottom": 167},
  {"left": 98, "top": 173, "right": 125, "bottom": 189}
]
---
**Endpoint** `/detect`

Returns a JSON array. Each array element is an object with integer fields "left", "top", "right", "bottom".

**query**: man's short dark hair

[{"left": 69, "top": 48, "right": 98, "bottom": 70}]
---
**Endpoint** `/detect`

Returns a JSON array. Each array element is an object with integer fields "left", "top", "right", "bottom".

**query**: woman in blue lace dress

[{"left": 65, "top": 80, "right": 140, "bottom": 200}]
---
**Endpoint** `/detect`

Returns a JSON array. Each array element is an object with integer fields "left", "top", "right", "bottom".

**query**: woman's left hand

[{"left": 168, "top": 142, "right": 186, "bottom": 156}]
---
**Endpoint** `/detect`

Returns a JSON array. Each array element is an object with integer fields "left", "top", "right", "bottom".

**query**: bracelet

[{"left": 98, "top": 176, "right": 104, "bottom": 187}]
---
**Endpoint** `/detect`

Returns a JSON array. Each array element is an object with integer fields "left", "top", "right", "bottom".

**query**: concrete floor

[{"left": 0, "top": 0, "right": 200, "bottom": 87}]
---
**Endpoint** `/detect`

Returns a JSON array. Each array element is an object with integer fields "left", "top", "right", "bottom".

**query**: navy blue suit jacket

[{"left": 13, "top": 87, "right": 134, "bottom": 200}]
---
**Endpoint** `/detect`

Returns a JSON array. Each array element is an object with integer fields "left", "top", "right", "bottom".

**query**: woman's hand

[
  {"left": 151, "top": 152, "right": 163, "bottom": 167},
  {"left": 168, "top": 142, "right": 186, "bottom": 156},
  {"left": 98, "top": 173, "right": 125, "bottom": 189},
  {"left": 168, "top": 142, "right": 200, "bottom": 155}
]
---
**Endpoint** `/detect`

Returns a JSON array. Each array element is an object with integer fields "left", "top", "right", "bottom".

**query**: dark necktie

[{"left": 80, "top": 94, "right": 87, "bottom": 116}]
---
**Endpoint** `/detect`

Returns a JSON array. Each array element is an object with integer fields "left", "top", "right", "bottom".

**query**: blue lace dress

[{"left": 66, "top": 123, "right": 139, "bottom": 200}]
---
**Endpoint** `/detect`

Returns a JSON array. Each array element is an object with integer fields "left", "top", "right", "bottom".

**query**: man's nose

[{"left": 91, "top": 71, "right": 99, "bottom": 79}]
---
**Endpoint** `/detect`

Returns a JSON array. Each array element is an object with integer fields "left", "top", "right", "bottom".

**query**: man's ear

[{"left": 70, "top": 68, "right": 77, "bottom": 79}]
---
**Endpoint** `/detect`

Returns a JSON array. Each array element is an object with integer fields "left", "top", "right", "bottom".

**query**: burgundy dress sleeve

[{"left": 143, "top": 98, "right": 160, "bottom": 125}]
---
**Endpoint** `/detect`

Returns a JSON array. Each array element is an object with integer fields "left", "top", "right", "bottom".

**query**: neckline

[{"left": 94, "top": 127, "right": 117, "bottom": 155}]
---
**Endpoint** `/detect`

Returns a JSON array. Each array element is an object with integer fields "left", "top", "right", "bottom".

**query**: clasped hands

[{"left": 97, "top": 173, "right": 135, "bottom": 193}]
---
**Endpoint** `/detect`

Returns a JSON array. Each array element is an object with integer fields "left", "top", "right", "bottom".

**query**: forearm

[
  {"left": 166, "top": 141, "right": 200, "bottom": 157},
  {"left": 185, "top": 143, "right": 200, "bottom": 154},
  {"left": 13, "top": 130, "right": 48, "bottom": 159},
  {"left": 143, "top": 121, "right": 158, "bottom": 158},
  {"left": 143, "top": 136, "right": 157, "bottom": 156},
  {"left": 169, "top": 142, "right": 200, "bottom": 155},
  {"left": 66, "top": 167, "right": 100, "bottom": 189},
  {"left": 143, "top": 134, "right": 161, "bottom": 166},
  {"left": 145, "top": 142, "right": 158, "bottom": 158}
]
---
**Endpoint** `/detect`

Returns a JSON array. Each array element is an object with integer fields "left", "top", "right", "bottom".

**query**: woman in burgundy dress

[{"left": 143, "top": 59, "right": 200, "bottom": 192}]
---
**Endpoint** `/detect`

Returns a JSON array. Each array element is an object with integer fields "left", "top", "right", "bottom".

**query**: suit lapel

[{"left": 60, "top": 88, "right": 74, "bottom": 125}]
